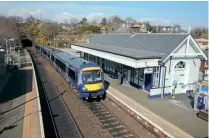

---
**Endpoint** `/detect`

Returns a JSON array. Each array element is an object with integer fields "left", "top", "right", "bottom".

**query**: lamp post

[
  {"left": 5, "top": 38, "right": 8, "bottom": 55},
  {"left": 54, "top": 35, "right": 56, "bottom": 46},
  {"left": 57, "top": 39, "right": 60, "bottom": 47},
  {"left": 62, "top": 38, "right": 69, "bottom": 48},
  {"left": 66, "top": 39, "right": 69, "bottom": 48}
]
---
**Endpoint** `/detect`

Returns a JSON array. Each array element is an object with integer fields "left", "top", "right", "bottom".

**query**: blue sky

[{"left": 0, "top": 1, "right": 208, "bottom": 29}]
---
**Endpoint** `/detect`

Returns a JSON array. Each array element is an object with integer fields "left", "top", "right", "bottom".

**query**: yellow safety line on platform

[{"left": 22, "top": 66, "right": 31, "bottom": 138}]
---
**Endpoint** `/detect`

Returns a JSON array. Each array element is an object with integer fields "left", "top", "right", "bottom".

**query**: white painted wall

[
  {"left": 174, "top": 43, "right": 187, "bottom": 54},
  {"left": 150, "top": 87, "right": 170, "bottom": 96},
  {"left": 150, "top": 37, "right": 204, "bottom": 96}
]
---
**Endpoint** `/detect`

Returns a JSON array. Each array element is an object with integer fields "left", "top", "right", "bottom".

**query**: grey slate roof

[
  {"left": 73, "top": 43, "right": 165, "bottom": 59},
  {"left": 60, "top": 48, "right": 79, "bottom": 57},
  {"left": 73, "top": 33, "right": 189, "bottom": 61}
]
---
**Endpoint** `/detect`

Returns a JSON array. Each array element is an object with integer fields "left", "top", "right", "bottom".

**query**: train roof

[
  {"left": 38, "top": 45, "right": 99, "bottom": 69},
  {"left": 54, "top": 50, "right": 94, "bottom": 69}
]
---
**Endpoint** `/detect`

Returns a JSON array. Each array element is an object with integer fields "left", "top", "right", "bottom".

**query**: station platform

[
  {"left": 0, "top": 52, "right": 44, "bottom": 138},
  {"left": 104, "top": 75, "right": 208, "bottom": 138}
]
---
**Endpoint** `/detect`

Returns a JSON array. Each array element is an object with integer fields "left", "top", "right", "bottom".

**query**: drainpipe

[{"left": 160, "top": 63, "right": 167, "bottom": 98}]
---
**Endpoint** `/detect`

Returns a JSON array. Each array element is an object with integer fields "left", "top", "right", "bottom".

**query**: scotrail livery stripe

[
  {"left": 84, "top": 83, "right": 102, "bottom": 91},
  {"left": 82, "top": 67, "right": 100, "bottom": 71}
]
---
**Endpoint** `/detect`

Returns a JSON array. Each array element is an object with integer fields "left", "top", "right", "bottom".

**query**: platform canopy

[{"left": 71, "top": 44, "right": 161, "bottom": 68}]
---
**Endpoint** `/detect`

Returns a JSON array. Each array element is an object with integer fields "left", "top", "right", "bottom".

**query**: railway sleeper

[
  {"left": 112, "top": 131, "right": 134, "bottom": 138},
  {"left": 100, "top": 118, "right": 118, "bottom": 123},
  {"left": 94, "top": 111, "right": 111, "bottom": 117},
  {"left": 109, "top": 127, "right": 128, "bottom": 132},
  {"left": 103, "top": 122, "right": 121, "bottom": 128}
]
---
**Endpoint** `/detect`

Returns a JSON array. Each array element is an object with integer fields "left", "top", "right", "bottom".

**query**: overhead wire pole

[
  {"left": 6, "top": 39, "right": 8, "bottom": 55},
  {"left": 54, "top": 35, "right": 56, "bottom": 47}
]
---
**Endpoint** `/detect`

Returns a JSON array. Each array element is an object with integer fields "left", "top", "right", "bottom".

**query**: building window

[
  {"left": 139, "top": 69, "right": 144, "bottom": 79},
  {"left": 153, "top": 67, "right": 160, "bottom": 88},
  {"left": 175, "top": 61, "right": 186, "bottom": 69}
]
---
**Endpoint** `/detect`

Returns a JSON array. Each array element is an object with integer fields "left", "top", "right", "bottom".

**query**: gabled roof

[{"left": 84, "top": 33, "right": 189, "bottom": 61}]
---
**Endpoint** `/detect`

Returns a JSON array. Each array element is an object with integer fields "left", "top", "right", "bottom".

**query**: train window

[
  {"left": 51, "top": 55, "right": 54, "bottom": 61},
  {"left": 56, "top": 59, "right": 66, "bottom": 72},
  {"left": 68, "top": 68, "right": 76, "bottom": 80},
  {"left": 82, "top": 69, "right": 102, "bottom": 84}
]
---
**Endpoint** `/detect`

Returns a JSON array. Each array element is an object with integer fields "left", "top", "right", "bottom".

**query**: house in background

[
  {"left": 70, "top": 33, "right": 207, "bottom": 98},
  {"left": 199, "top": 49, "right": 208, "bottom": 81},
  {"left": 130, "top": 23, "right": 148, "bottom": 33},
  {"left": 100, "top": 27, "right": 108, "bottom": 34},
  {"left": 130, "top": 23, "right": 141, "bottom": 33},
  {"left": 195, "top": 38, "right": 208, "bottom": 50},
  {"left": 156, "top": 25, "right": 182, "bottom": 33}
]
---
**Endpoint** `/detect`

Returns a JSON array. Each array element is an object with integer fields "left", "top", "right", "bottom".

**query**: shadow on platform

[
  {"left": 0, "top": 69, "right": 33, "bottom": 103},
  {"left": 104, "top": 81, "right": 110, "bottom": 90},
  {"left": 0, "top": 124, "right": 17, "bottom": 135}
]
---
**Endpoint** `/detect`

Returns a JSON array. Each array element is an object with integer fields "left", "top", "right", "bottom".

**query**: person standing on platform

[{"left": 118, "top": 72, "right": 123, "bottom": 85}]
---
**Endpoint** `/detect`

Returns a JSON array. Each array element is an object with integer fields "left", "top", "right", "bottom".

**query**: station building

[{"left": 68, "top": 33, "right": 207, "bottom": 98}]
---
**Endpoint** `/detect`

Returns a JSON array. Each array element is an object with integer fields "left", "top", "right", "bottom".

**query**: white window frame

[
  {"left": 153, "top": 67, "right": 160, "bottom": 88},
  {"left": 174, "top": 61, "right": 186, "bottom": 71}
]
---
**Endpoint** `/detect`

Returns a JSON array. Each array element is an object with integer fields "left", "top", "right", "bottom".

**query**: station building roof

[
  {"left": 87, "top": 33, "right": 189, "bottom": 61},
  {"left": 73, "top": 43, "right": 165, "bottom": 60},
  {"left": 71, "top": 33, "right": 190, "bottom": 68},
  {"left": 59, "top": 48, "right": 80, "bottom": 57}
]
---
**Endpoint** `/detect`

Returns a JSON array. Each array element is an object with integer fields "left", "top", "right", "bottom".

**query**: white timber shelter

[{"left": 68, "top": 33, "right": 207, "bottom": 98}]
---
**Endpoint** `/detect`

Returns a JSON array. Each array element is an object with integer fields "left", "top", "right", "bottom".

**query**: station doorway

[{"left": 144, "top": 73, "right": 152, "bottom": 92}]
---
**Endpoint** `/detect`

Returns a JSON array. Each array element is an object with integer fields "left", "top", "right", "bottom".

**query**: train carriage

[{"left": 36, "top": 45, "right": 106, "bottom": 100}]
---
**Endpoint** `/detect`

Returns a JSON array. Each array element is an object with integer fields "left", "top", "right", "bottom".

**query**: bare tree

[
  {"left": 8, "top": 16, "right": 24, "bottom": 24},
  {"left": 125, "top": 16, "right": 136, "bottom": 24},
  {"left": 191, "top": 28, "right": 208, "bottom": 39},
  {"left": 100, "top": 17, "right": 107, "bottom": 26},
  {"left": 26, "top": 15, "right": 36, "bottom": 23},
  {"left": 91, "top": 20, "right": 97, "bottom": 24},
  {"left": 69, "top": 17, "right": 79, "bottom": 25},
  {"left": 108, "top": 15, "right": 123, "bottom": 30},
  {"left": 80, "top": 17, "right": 87, "bottom": 24},
  {"left": 45, "top": 23, "right": 60, "bottom": 39},
  {"left": 0, "top": 16, "right": 22, "bottom": 45}
]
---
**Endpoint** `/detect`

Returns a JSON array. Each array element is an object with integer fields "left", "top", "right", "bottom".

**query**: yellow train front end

[{"left": 79, "top": 67, "right": 105, "bottom": 100}]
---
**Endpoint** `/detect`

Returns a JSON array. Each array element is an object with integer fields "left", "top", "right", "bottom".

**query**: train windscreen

[{"left": 82, "top": 70, "right": 102, "bottom": 84}]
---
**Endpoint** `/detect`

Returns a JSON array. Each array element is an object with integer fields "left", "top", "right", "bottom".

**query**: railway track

[
  {"left": 30, "top": 47, "right": 139, "bottom": 138},
  {"left": 28, "top": 48, "right": 83, "bottom": 138},
  {"left": 70, "top": 87, "right": 137, "bottom": 138},
  {"left": 84, "top": 100, "right": 137, "bottom": 138}
]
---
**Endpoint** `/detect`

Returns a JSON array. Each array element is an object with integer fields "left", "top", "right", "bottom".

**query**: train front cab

[{"left": 77, "top": 66, "right": 105, "bottom": 100}]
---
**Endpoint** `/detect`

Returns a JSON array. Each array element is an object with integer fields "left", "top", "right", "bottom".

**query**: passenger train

[{"left": 35, "top": 45, "right": 106, "bottom": 100}]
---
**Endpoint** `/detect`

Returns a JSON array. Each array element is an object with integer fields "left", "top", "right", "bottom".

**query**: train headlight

[{"left": 82, "top": 87, "right": 87, "bottom": 91}]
